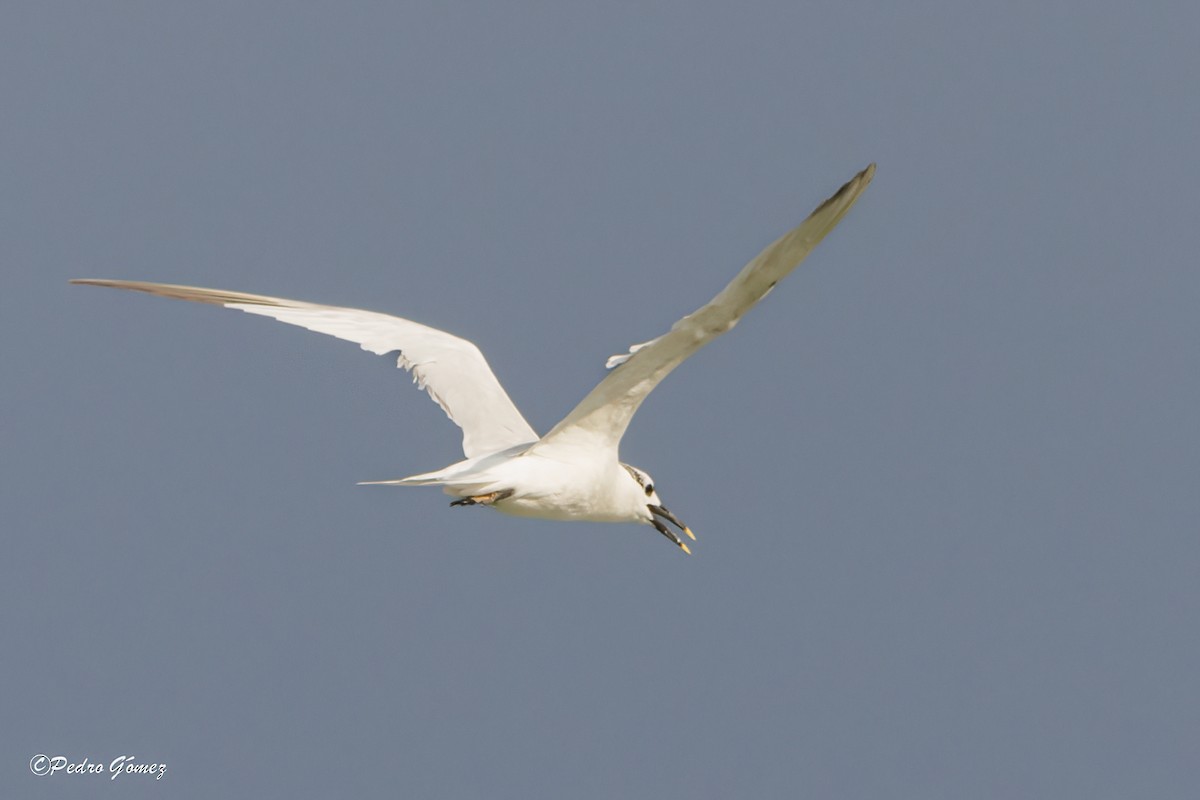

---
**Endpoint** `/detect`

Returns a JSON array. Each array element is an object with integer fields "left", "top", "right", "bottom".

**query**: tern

[{"left": 72, "top": 164, "right": 874, "bottom": 554}]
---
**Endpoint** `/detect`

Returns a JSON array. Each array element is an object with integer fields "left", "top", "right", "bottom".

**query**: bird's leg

[{"left": 450, "top": 489, "right": 513, "bottom": 508}]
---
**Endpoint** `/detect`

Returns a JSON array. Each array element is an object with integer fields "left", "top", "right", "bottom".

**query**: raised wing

[
  {"left": 534, "top": 163, "right": 875, "bottom": 455},
  {"left": 69, "top": 280, "right": 538, "bottom": 458}
]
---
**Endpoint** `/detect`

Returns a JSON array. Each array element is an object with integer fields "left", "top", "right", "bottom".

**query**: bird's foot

[{"left": 450, "top": 489, "right": 514, "bottom": 508}]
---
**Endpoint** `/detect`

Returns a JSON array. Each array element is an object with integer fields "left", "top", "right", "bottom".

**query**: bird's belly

[
  {"left": 484, "top": 458, "right": 632, "bottom": 523},
  {"left": 494, "top": 491, "right": 629, "bottom": 523}
]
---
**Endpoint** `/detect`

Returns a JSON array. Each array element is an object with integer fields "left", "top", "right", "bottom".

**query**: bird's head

[{"left": 622, "top": 464, "right": 695, "bottom": 554}]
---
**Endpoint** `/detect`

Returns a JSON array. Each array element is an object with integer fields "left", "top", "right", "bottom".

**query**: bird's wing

[
  {"left": 69, "top": 280, "right": 538, "bottom": 458},
  {"left": 533, "top": 163, "right": 874, "bottom": 456}
]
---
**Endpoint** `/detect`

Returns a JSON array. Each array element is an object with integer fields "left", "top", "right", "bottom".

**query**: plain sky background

[{"left": 3, "top": 2, "right": 1198, "bottom": 798}]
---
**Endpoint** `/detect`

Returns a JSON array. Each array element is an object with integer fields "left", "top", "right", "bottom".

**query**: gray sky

[{"left": 4, "top": 2, "right": 1199, "bottom": 797}]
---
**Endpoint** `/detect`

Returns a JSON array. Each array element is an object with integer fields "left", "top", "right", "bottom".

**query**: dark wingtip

[
  {"left": 812, "top": 163, "right": 876, "bottom": 215},
  {"left": 67, "top": 279, "right": 289, "bottom": 308}
]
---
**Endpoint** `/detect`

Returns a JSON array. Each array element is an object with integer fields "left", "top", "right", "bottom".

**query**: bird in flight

[{"left": 73, "top": 164, "right": 874, "bottom": 554}]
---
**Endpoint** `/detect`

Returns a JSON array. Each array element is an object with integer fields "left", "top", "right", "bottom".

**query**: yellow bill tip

[
  {"left": 683, "top": 526, "right": 696, "bottom": 541},
  {"left": 679, "top": 542, "right": 692, "bottom": 555}
]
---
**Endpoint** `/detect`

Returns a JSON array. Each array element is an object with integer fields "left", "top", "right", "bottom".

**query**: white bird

[{"left": 72, "top": 164, "right": 874, "bottom": 554}]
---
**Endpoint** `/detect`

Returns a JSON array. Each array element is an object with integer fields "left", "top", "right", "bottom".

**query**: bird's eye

[{"left": 645, "top": 484, "right": 654, "bottom": 496}]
